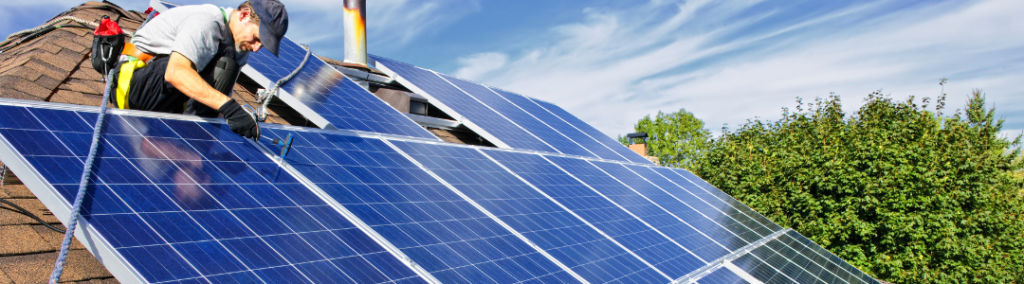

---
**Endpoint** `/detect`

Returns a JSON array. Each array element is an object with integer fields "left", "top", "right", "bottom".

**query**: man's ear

[{"left": 238, "top": 10, "right": 250, "bottom": 23}]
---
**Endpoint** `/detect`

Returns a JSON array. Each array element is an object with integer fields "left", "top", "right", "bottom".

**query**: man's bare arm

[{"left": 164, "top": 51, "right": 231, "bottom": 110}]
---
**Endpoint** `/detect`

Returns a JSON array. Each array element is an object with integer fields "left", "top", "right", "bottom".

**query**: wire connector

[{"left": 251, "top": 44, "right": 311, "bottom": 122}]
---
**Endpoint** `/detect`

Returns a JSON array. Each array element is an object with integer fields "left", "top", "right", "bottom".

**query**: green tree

[
  {"left": 692, "top": 91, "right": 1024, "bottom": 283},
  {"left": 619, "top": 108, "right": 711, "bottom": 169}
]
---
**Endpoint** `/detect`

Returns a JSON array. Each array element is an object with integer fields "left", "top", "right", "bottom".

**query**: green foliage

[
  {"left": 618, "top": 108, "right": 711, "bottom": 168},
  {"left": 691, "top": 91, "right": 1024, "bottom": 283}
]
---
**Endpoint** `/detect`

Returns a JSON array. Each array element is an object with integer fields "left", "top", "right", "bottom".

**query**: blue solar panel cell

[
  {"left": 372, "top": 56, "right": 558, "bottom": 153},
  {"left": 0, "top": 105, "right": 426, "bottom": 284},
  {"left": 391, "top": 141, "right": 667, "bottom": 283},
  {"left": 528, "top": 98, "right": 652, "bottom": 164},
  {"left": 437, "top": 74, "right": 597, "bottom": 158},
  {"left": 246, "top": 38, "right": 436, "bottom": 139},
  {"left": 263, "top": 129, "right": 577, "bottom": 283},
  {"left": 488, "top": 88, "right": 629, "bottom": 162}
]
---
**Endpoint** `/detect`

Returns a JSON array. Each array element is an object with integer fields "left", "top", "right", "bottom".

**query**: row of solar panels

[
  {"left": 0, "top": 101, "right": 876, "bottom": 284},
  {"left": 241, "top": 35, "right": 650, "bottom": 164}
]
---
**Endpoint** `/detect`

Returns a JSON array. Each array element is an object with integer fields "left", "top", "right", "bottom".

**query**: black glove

[{"left": 218, "top": 100, "right": 260, "bottom": 141}]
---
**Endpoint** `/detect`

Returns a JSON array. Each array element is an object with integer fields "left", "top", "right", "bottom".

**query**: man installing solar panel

[{"left": 107, "top": 0, "right": 288, "bottom": 142}]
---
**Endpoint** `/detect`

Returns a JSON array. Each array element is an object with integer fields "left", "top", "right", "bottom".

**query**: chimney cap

[{"left": 626, "top": 132, "right": 648, "bottom": 138}]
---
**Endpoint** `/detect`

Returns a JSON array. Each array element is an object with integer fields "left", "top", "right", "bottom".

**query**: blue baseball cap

[{"left": 250, "top": 0, "right": 288, "bottom": 56}]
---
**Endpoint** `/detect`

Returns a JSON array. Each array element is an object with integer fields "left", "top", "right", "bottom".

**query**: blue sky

[{"left": 3, "top": 0, "right": 1022, "bottom": 139}]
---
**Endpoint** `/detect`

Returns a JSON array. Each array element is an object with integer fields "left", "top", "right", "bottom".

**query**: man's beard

[{"left": 235, "top": 41, "right": 250, "bottom": 54}]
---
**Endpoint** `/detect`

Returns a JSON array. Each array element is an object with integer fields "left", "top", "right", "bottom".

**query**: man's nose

[{"left": 252, "top": 42, "right": 262, "bottom": 52}]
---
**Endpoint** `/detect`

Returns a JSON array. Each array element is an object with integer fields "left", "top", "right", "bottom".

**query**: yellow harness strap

[{"left": 115, "top": 58, "right": 147, "bottom": 109}]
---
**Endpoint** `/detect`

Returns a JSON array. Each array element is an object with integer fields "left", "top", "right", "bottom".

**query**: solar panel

[
  {"left": 528, "top": 98, "right": 653, "bottom": 164},
  {"left": 0, "top": 98, "right": 880, "bottom": 283},
  {"left": 487, "top": 88, "right": 630, "bottom": 161},
  {"left": 623, "top": 165, "right": 777, "bottom": 238},
  {"left": 438, "top": 74, "right": 598, "bottom": 158},
  {"left": 244, "top": 37, "right": 437, "bottom": 140},
  {"left": 259, "top": 128, "right": 581, "bottom": 283},
  {"left": 654, "top": 167, "right": 784, "bottom": 233},
  {"left": 730, "top": 233, "right": 880, "bottom": 284},
  {"left": 577, "top": 160, "right": 764, "bottom": 249},
  {"left": 392, "top": 142, "right": 667, "bottom": 283},
  {"left": 0, "top": 101, "right": 427, "bottom": 284},
  {"left": 543, "top": 157, "right": 735, "bottom": 267},
  {"left": 371, "top": 56, "right": 556, "bottom": 153},
  {"left": 483, "top": 150, "right": 708, "bottom": 280},
  {"left": 782, "top": 231, "right": 878, "bottom": 284},
  {"left": 371, "top": 55, "right": 654, "bottom": 164}
]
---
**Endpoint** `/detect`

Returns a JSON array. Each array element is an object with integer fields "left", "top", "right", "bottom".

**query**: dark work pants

[{"left": 110, "top": 43, "right": 238, "bottom": 117}]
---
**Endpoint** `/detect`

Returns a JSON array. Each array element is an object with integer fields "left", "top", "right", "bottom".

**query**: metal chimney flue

[{"left": 343, "top": 0, "right": 367, "bottom": 67}]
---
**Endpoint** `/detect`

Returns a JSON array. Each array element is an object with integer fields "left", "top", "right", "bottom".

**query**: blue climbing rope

[{"left": 48, "top": 68, "right": 116, "bottom": 284}]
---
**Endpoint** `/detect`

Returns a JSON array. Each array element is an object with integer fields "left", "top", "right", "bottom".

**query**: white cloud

[
  {"left": 460, "top": 0, "right": 1024, "bottom": 138},
  {"left": 270, "top": 0, "right": 480, "bottom": 59},
  {"left": 454, "top": 52, "right": 507, "bottom": 79}
]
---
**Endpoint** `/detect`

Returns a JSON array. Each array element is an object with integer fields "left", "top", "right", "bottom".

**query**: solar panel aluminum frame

[
  {"left": 374, "top": 60, "right": 516, "bottom": 150},
  {"left": 721, "top": 261, "right": 764, "bottom": 284},
  {"left": 0, "top": 99, "right": 247, "bottom": 284}
]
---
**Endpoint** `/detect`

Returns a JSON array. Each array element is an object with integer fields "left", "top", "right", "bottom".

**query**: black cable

[{"left": 0, "top": 197, "right": 66, "bottom": 234}]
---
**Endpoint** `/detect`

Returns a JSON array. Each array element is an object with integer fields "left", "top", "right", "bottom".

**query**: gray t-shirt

[{"left": 132, "top": 4, "right": 248, "bottom": 71}]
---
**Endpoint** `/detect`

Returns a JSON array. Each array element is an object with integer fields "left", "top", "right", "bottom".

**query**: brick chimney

[
  {"left": 626, "top": 132, "right": 660, "bottom": 165},
  {"left": 626, "top": 132, "right": 648, "bottom": 156}
]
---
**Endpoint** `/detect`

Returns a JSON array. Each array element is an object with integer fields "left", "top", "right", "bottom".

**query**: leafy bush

[{"left": 690, "top": 91, "right": 1024, "bottom": 283}]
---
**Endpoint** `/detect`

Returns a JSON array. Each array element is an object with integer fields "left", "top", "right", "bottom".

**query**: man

[{"left": 113, "top": 0, "right": 288, "bottom": 141}]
